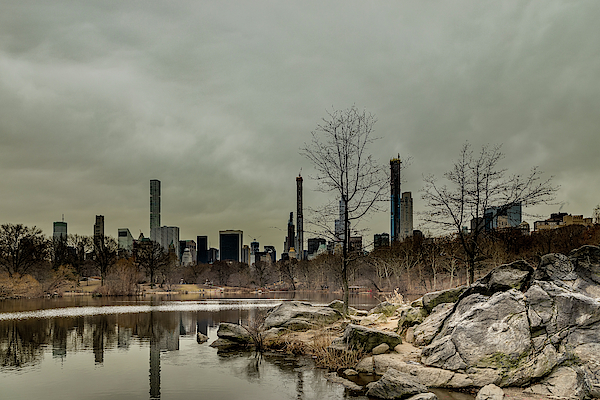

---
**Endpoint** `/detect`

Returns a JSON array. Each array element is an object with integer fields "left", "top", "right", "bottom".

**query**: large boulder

[
  {"left": 369, "top": 301, "right": 402, "bottom": 317},
  {"left": 366, "top": 368, "right": 428, "bottom": 399},
  {"left": 423, "top": 290, "right": 531, "bottom": 372},
  {"left": 475, "top": 384, "right": 504, "bottom": 400},
  {"left": 397, "top": 306, "right": 428, "bottom": 332},
  {"left": 209, "top": 322, "right": 253, "bottom": 350},
  {"left": 464, "top": 260, "right": 533, "bottom": 297},
  {"left": 263, "top": 301, "right": 342, "bottom": 330},
  {"left": 331, "top": 324, "right": 402, "bottom": 352},
  {"left": 413, "top": 303, "right": 454, "bottom": 346},
  {"left": 327, "top": 300, "right": 367, "bottom": 316},
  {"left": 422, "top": 286, "right": 465, "bottom": 313}
]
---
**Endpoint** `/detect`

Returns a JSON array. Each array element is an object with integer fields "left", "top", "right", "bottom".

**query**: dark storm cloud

[{"left": 1, "top": 1, "right": 599, "bottom": 251}]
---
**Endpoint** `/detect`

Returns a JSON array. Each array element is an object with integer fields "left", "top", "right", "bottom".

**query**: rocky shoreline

[{"left": 205, "top": 244, "right": 600, "bottom": 400}]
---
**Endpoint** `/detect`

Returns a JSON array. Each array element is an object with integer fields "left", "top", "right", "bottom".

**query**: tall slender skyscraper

[
  {"left": 285, "top": 212, "right": 295, "bottom": 253},
  {"left": 150, "top": 180, "right": 161, "bottom": 241},
  {"left": 390, "top": 157, "right": 402, "bottom": 243},
  {"left": 296, "top": 174, "right": 303, "bottom": 260},
  {"left": 94, "top": 215, "right": 104, "bottom": 239},
  {"left": 400, "top": 192, "right": 413, "bottom": 240}
]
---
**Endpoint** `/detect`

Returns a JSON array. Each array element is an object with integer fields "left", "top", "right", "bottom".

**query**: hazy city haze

[{"left": 1, "top": 1, "right": 599, "bottom": 253}]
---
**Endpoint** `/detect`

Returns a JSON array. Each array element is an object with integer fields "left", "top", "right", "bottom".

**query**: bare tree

[
  {"left": 0, "top": 224, "right": 48, "bottom": 278},
  {"left": 422, "top": 143, "right": 557, "bottom": 284},
  {"left": 134, "top": 241, "right": 169, "bottom": 286},
  {"left": 92, "top": 235, "right": 118, "bottom": 285},
  {"left": 301, "top": 106, "right": 388, "bottom": 315}
]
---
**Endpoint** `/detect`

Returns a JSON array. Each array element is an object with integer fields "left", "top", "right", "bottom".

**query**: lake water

[{"left": 0, "top": 293, "right": 381, "bottom": 400}]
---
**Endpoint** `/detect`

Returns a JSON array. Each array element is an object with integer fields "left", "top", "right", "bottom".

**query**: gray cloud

[{"left": 1, "top": 1, "right": 599, "bottom": 252}]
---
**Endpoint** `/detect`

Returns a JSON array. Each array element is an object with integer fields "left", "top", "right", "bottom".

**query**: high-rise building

[
  {"left": 118, "top": 228, "right": 134, "bottom": 253},
  {"left": 400, "top": 192, "right": 413, "bottom": 240},
  {"left": 179, "top": 240, "right": 196, "bottom": 263},
  {"left": 264, "top": 245, "right": 276, "bottom": 263},
  {"left": 374, "top": 233, "right": 390, "bottom": 249},
  {"left": 484, "top": 202, "right": 522, "bottom": 231},
  {"left": 242, "top": 245, "right": 250, "bottom": 264},
  {"left": 390, "top": 157, "right": 402, "bottom": 243},
  {"left": 196, "top": 236, "right": 208, "bottom": 264},
  {"left": 334, "top": 196, "right": 349, "bottom": 242},
  {"left": 307, "top": 238, "right": 326, "bottom": 256},
  {"left": 94, "top": 215, "right": 104, "bottom": 239},
  {"left": 285, "top": 212, "right": 295, "bottom": 253},
  {"left": 150, "top": 180, "right": 161, "bottom": 241},
  {"left": 153, "top": 226, "right": 180, "bottom": 259},
  {"left": 296, "top": 174, "right": 304, "bottom": 260},
  {"left": 219, "top": 230, "right": 243, "bottom": 262},
  {"left": 208, "top": 248, "right": 219, "bottom": 264},
  {"left": 53, "top": 221, "right": 67, "bottom": 240}
]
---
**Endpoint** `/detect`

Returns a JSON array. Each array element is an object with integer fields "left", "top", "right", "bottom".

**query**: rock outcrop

[
  {"left": 263, "top": 301, "right": 343, "bottom": 331},
  {"left": 209, "top": 322, "right": 254, "bottom": 349},
  {"left": 366, "top": 368, "right": 428, "bottom": 399},
  {"left": 407, "top": 245, "right": 600, "bottom": 398},
  {"left": 331, "top": 324, "right": 402, "bottom": 353}
]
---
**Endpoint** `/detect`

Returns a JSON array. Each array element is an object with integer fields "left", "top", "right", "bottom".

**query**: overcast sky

[{"left": 1, "top": 1, "right": 599, "bottom": 254}]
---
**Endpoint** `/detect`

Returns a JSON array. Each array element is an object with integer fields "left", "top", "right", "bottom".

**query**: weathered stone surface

[
  {"left": 397, "top": 306, "right": 428, "bottom": 331},
  {"left": 216, "top": 322, "right": 252, "bottom": 343},
  {"left": 524, "top": 366, "right": 586, "bottom": 399},
  {"left": 366, "top": 368, "right": 428, "bottom": 399},
  {"left": 196, "top": 332, "right": 209, "bottom": 343},
  {"left": 464, "top": 368, "right": 503, "bottom": 387},
  {"left": 331, "top": 324, "right": 402, "bottom": 352},
  {"left": 534, "top": 253, "right": 577, "bottom": 283},
  {"left": 357, "top": 313, "right": 388, "bottom": 326},
  {"left": 373, "top": 343, "right": 390, "bottom": 355},
  {"left": 424, "top": 290, "right": 531, "bottom": 371},
  {"left": 369, "top": 301, "right": 402, "bottom": 317},
  {"left": 327, "top": 299, "right": 367, "bottom": 316},
  {"left": 324, "top": 372, "right": 363, "bottom": 392},
  {"left": 499, "top": 344, "right": 562, "bottom": 387},
  {"left": 263, "top": 301, "right": 342, "bottom": 330},
  {"left": 407, "top": 393, "right": 437, "bottom": 400},
  {"left": 355, "top": 356, "right": 472, "bottom": 389},
  {"left": 344, "top": 368, "right": 358, "bottom": 376},
  {"left": 465, "top": 260, "right": 533, "bottom": 297},
  {"left": 475, "top": 384, "right": 504, "bottom": 400},
  {"left": 413, "top": 303, "right": 454, "bottom": 346},
  {"left": 422, "top": 286, "right": 465, "bottom": 313}
]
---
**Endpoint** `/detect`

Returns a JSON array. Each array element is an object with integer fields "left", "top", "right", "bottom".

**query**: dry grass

[
  {"left": 0, "top": 272, "right": 43, "bottom": 299},
  {"left": 268, "top": 329, "right": 365, "bottom": 372}
]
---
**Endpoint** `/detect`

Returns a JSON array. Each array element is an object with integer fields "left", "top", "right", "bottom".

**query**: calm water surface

[{"left": 0, "top": 293, "right": 380, "bottom": 400}]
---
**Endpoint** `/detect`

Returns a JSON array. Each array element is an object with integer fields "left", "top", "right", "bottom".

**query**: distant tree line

[{"left": 1, "top": 221, "right": 600, "bottom": 299}]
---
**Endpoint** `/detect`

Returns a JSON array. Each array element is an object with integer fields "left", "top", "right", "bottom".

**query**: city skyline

[{"left": 1, "top": 2, "right": 600, "bottom": 255}]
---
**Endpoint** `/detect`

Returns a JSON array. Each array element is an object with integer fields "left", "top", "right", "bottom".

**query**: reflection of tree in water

[{"left": 0, "top": 319, "right": 50, "bottom": 368}]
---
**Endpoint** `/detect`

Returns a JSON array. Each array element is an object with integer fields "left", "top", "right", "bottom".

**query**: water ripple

[{"left": 0, "top": 299, "right": 283, "bottom": 321}]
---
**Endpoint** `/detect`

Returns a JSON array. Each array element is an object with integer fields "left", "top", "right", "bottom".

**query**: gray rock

[
  {"left": 327, "top": 299, "right": 367, "bottom": 316},
  {"left": 407, "top": 393, "right": 437, "bottom": 400},
  {"left": 331, "top": 324, "right": 402, "bottom": 352},
  {"left": 324, "top": 372, "right": 363, "bottom": 392},
  {"left": 373, "top": 343, "right": 390, "bottom": 355},
  {"left": 355, "top": 356, "right": 473, "bottom": 389},
  {"left": 216, "top": 323, "right": 252, "bottom": 343},
  {"left": 196, "top": 332, "right": 209, "bottom": 343},
  {"left": 475, "top": 384, "right": 504, "bottom": 400},
  {"left": 344, "top": 368, "right": 358, "bottom": 376},
  {"left": 534, "top": 253, "right": 578, "bottom": 283},
  {"left": 397, "top": 306, "right": 428, "bottom": 331},
  {"left": 422, "top": 286, "right": 465, "bottom": 313},
  {"left": 465, "top": 260, "right": 533, "bottom": 297},
  {"left": 369, "top": 301, "right": 402, "bottom": 317},
  {"left": 413, "top": 303, "right": 454, "bottom": 346},
  {"left": 263, "top": 301, "right": 342, "bottom": 330},
  {"left": 524, "top": 366, "right": 586, "bottom": 399},
  {"left": 366, "top": 368, "right": 428, "bottom": 399},
  {"left": 424, "top": 290, "right": 531, "bottom": 371}
]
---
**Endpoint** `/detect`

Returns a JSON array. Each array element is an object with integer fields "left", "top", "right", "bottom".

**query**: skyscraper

[
  {"left": 150, "top": 179, "right": 161, "bottom": 240},
  {"left": 390, "top": 157, "right": 402, "bottom": 243},
  {"left": 400, "top": 191, "right": 413, "bottom": 240},
  {"left": 53, "top": 221, "right": 67, "bottom": 240},
  {"left": 118, "top": 228, "right": 134, "bottom": 253},
  {"left": 196, "top": 235, "right": 208, "bottom": 264},
  {"left": 285, "top": 212, "right": 295, "bottom": 253},
  {"left": 334, "top": 196, "right": 348, "bottom": 242},
  {"left": 94, "top": 215, "right": 104, "bottom": 239},
  {"left": 219, "top": 230, "right": 243, "bottom": 262},
  {"left": 153, "top": 226, "right": 180, "bottom": 259},
  {"left": 296, "top": 174, "right": 304, "bottom": 260}
]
